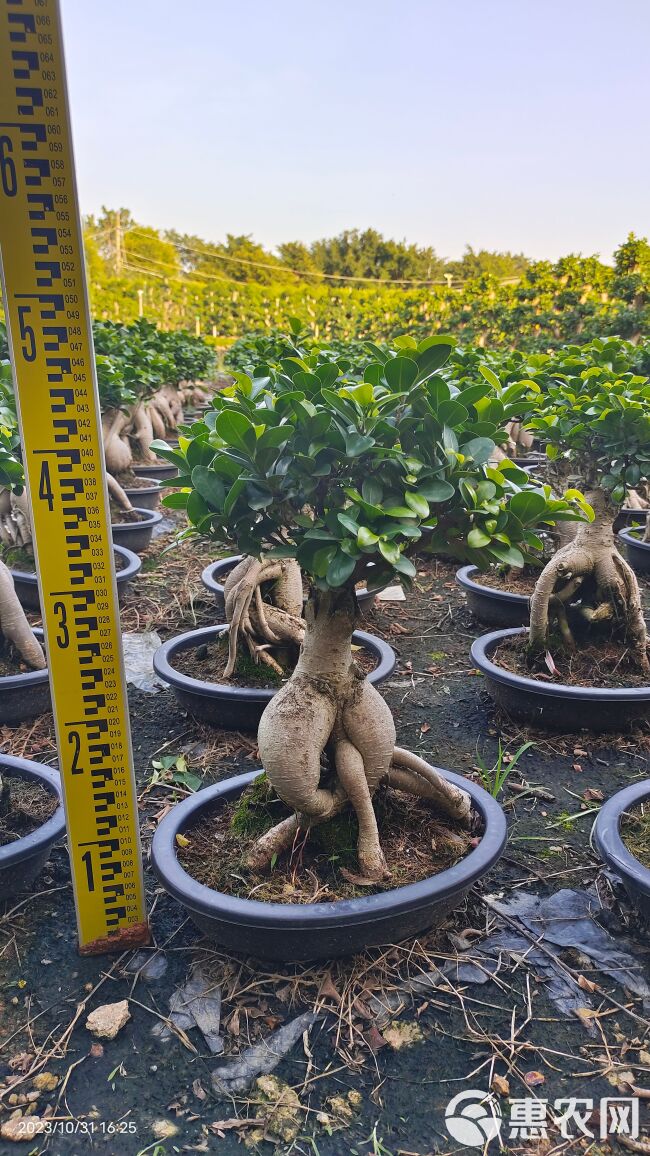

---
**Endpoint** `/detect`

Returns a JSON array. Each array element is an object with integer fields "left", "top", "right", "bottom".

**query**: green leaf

[
  {"left": 508, "top": 490, "right": 549, "bottom": 525},
  {"left": 415, "top": 342, "right": 453, "bottom": 380},
  {"left": 438, "top": 399, "right": 469, "bottom": 427},
  {"left": 488, "top": 543, "right": 526, "bottom": 568},
  {"left": 161, "top": 490, "right": 189, "bottom": 510},
  {"left": 191, "top": 466, "right": 225, "bottom": 510},
  {"left": 362, "top": 477, "right": 383, "bottom": 506},
  {"left": 404, "top": 491, "right": 429, "bottom": 518},
  {"left": 378, "top": 539, "right": 401, "bottom": 565},
  {"left": 357, "top": 526, "right": 379, "bottom": 547},
  {"left": 417, "top": 479, "right": 455, "bottom": 502},
  {"left": 468, "top": 526, "right": 492, "bottom": 549},
  {"left": 479, "top": 365, "right": 501, "bottom": 391},
  {"left": 326, "top": 551, "right": 357, "bottom": 587},
  {"left": 461, "top": 437, "right": 496, "bottom": 465},
  {"left": 384, "top": 356, "right": 419, "bottom": 391},
  {"left": 215, "top": 410, "right": 256, "bottom": 454},
  {"left": 345, "top": 431, "right": 375, "bottom": 457}
]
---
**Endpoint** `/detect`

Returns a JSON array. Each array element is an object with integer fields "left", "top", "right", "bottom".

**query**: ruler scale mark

[{"left": 0, "top": 0, "right": 148, "bottom": 953}]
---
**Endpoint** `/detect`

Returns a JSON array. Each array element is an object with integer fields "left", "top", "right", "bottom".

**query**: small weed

[
  {"left": 475, "top": 739, "right": 534, "bottom": 798},
  {"left": 147, "top": 753, "right": 202, "bottom": 793}
]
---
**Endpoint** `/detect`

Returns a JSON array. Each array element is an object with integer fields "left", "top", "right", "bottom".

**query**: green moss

[
  {"left": 310, "top": 811, "right": 358, "bottom": 866},
  {"left": 232, "top": 644, "right": 283, "bottom": 687},
  {"left": 0, "top": 545, "right": 34, "bottom": 572},
  {"left": 230, "top": 773, "right": 286, "bottom": 836}
]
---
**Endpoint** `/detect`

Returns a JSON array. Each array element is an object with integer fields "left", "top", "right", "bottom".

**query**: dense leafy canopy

[{"left": 160, "top": 336, "right": 586, "bottom": 589}]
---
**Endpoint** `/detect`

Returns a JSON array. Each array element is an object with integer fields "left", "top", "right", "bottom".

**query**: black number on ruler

[
  {"left": 81, "top": 850, "right": 95, "bottom": 892},
  {"left": 53, "top": 601, "right": 69, "bottom": 648},
  {"left": 38, "top": 460, "right": 54, "bottom": 511},
  {"left": 0, "top": 136, "right": 17, "bottom": 197},
  {"left": 17, "top": 306, "right": 36, "bottom": 362},
  {"left": 68, "top": 729, "right": 83, "bottom": 773}
]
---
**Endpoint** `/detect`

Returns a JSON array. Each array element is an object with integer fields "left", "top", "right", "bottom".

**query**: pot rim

[
  {"left": 471, "top": 626, "right": 650, "bottom": 702},
  {"left": 122, "top": 478, "right": 162, "bottom": 494},
  {"left": 0, "top": 755, "right": 65, "bottom": 869},
  {"left": 456, "top": 565, "right": 530, "bottom": 607},
  {"left": 8, "top": 544, "right": 141, "bottom": 586},
  {"left": 619, "top": 527, "right": 650, "bottom": 548},
  {"left": 111, "top": 506, "right": 163, "bottom": 529},
  {"left": 592, "top": 779, "right": 650, "bottom": 897},
  {"left": 0, "top": 627, "right": 49, "bottom": 690},
  {"left": 150, "top": 768, "right": 507, "bottom": 928},
  {"left": 153, "top": 623, "right": 396, "bottom": 702},
  {"left": 200, "top": 554, "right": 383, "bottom": 602}
]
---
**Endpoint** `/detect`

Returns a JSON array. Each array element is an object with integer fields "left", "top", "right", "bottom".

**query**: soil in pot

[
  {"left": 472, "top": 568, "right": 539, "bottom": 597},
  {"left": 110, "top": 501, "right": 148, "bottom": 525},
  {"left": 1, "top": 544, "right": 128, "bottom": 576},
  {"left": 177, "top": 773, "right": 481, "bottom": 903},
  {"left": 620, "top": 801, "right": 650, "bottom": 868},
  {"left": 172, "top": 633, "right": 378, "bottom": 689},
  {"left": 116, "top": 471, "right": 159, "bottom": 490},
  {"left": 0, "top": 776, "right": 58, "bottom": 846},
  {"left": 0, "top": 637, "right": 44, "bottom": 678},
  {"left": 493, "top": 631, "right": 650, "bottom": 690}
]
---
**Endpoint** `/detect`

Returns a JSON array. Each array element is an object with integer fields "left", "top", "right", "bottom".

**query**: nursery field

[
  {"left": 2, "top": 322, "right": 650, "bottom": 1155},
  {"left": 1, "top": 523, "right": 650, "bottom": 1155}
]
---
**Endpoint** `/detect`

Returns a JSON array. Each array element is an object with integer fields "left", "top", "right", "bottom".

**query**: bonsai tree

[
  {"left": 165, "top": 336, "right": 583, "bottom": 879},
  {"left": 528, "top": 365, "right": 650, "bottom": 671}
]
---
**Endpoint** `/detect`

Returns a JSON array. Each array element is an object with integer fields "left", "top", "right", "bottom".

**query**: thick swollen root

[
  {"left": 222, "top": 555, "right": 304, "bottom": 678},
  {"left": 529, "top": 492, "right": 649, "bottom": 672},
  {"left": 102, "top": 409, "right": 132, "bottom": 477},
  {"left": 0, "top": 490, "right": 33, "bottom": 550},
  {"left": 250, "top": 588, "right": 472, "bottom": 881},
  {"left": 106, "top": 473, "right": 135, "bottom": 513},
  {"left": 128, "top": 403, "right": 157, "bottom": 464},
  {"left": 0, "top": 560, "right": 46, "bottom": 670}
]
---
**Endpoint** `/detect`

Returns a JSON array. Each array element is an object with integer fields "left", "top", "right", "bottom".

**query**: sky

[{"left": 62, "top": 0, "right": 650, "bottom": 263}]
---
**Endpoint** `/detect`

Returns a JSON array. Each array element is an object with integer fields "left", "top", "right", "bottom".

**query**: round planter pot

[
  {"left": 153, "top": 624, "right": 397, "bottom": 731},
  {"left": 471, "top": 626, "right": 650, "bottom": 732},
  {"left": 132, "top": 461, "right": 179, "bottom": 482},
  {"left": 122, "top": 478, "right": 161, "bottom": 510},
  {"left": 0, "top": 756, "right": 65, "bottom": 899},
  {"left": 151, "top": 768, "right": 507, "bottom": 960},
  {"left": 456, "top": 565, "right": 530, "bottom": 628},
  {"left": 111, "top": 507, "right": 162, "bottom": 555},
  {"left": 0, "top": 629, "right": 50, "bottom": 726},
  {"left": 593, "top": 780, "right": 650, "bottom": 925},
  {"left": 618, "top": 527, "right": 650, "bottom": 576},
  {"left": 614, "top": 508, "right": 648, "bottom": 533},
  {"left": 201, "top": 555, "right": 384, "bottom": 617},
  {"left": 10, "top": 545, "right": 141, "bottom": 613},
  {"left": 512, "top": 457, "right": 542, "bottom": 472}
]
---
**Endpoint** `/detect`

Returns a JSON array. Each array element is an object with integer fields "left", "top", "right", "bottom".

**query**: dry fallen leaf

[
  {"left": 582, "top": 788, "right": 604, "bottom": 802},
  {"left": 491, "top": 1074, "right": 510, "bottom": 1097},
  {"left": 175, "top": 833, "right": 190, "bottom": 848},
  {"left": 577, "top": 974, "right": 598, "bottom": 993}
]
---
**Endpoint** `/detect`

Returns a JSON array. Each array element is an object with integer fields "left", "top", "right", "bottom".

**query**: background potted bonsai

[
  {"left": 472, "top": 362, "right": 650, "bottom": 730},
  {"left": 149, "top": 334, "right": 585, "bottom": 957}
]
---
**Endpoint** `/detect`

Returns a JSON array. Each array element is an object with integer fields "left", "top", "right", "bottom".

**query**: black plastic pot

[
  {"left": 201, "top": 555, "right": 383, "bottom": 616},
  {"left": 111, "top": 507, "right": 162, "bottom": 554},
  {"left": 0, "top": 756, "right": 65, "bottom": 899},
  {"left": 512, "top": 457, "right": 542, "bottom": 472},
  {"left": 132, "top": 461, "right": 179, "bottom": 482},
  {"left": 471, "top": 626, "right": 650, "bottom": 731},
  {"left": 618, "top": 527, "right": 650, "bottom": 576},
  {"left": 122, "top": 478, "right": 161, "bottom": 510},
  {"left": 151, "top": 768, "right": 507, "bottom": 960},
  {"left": 153, "top": 624, "right": 397, "bottom": 730},
  {"left": 456, "top": 565, "right": 530, "bottom": 628},
  {"left": 614, "top": 508, "right": 648, "bottom": 533},
  {"left": 593, "top": 780, "right": 650, "bottom": 924},
  {"left": 10, "top": 545, "right": 141, "bottom": 613},
  {"left": 0, "top": 629, "right": 50, "bottom": 726}
]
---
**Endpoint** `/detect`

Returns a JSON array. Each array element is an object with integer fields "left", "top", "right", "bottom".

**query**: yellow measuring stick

[{"left": 0, "top": 0, "right": 149, "bottom": 953}]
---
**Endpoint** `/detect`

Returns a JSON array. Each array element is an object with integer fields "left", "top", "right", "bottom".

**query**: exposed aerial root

[
  {"left": 0, "top": 560, "right": 46, "bottom": 670},
  {"left": 222, "top": 554, "right": 304, "bottom": 678},
  {"left": 106, "top": 473, "right": 135, "bottom": 513},
  {"left": 529, "top": 491, "right": 649, "bottom": 672}
]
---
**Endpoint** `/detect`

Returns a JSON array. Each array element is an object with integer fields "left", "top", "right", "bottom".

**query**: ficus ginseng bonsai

[
  {"left": 163, "top": 335, "right": 583, "bottom": 879},
  {"left": 528, "top": 365, "right": 650, "bottom": 671}
]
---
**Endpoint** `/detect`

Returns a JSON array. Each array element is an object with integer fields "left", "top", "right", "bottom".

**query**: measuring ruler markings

[{"left": 0, "top": 0, "right": 148, "bottom": 952}]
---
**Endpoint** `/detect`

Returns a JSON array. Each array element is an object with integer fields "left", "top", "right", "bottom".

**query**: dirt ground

[{"left": 1, "top": 528, "right": 649, "bottom": 1155}]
